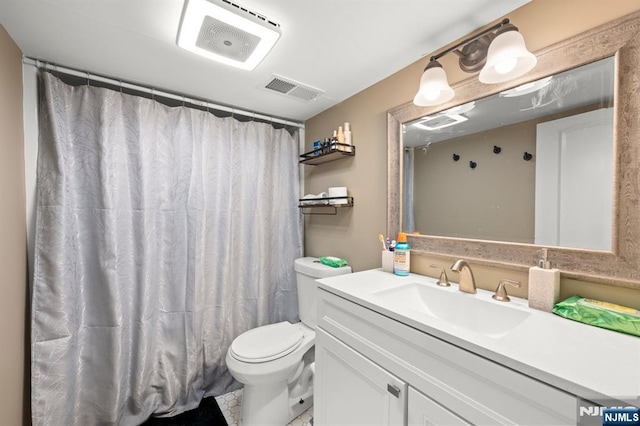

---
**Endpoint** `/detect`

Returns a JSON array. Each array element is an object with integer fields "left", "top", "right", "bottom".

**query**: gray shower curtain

[{"left": 31, "top": 72, "right": 303, "bottom": 425}]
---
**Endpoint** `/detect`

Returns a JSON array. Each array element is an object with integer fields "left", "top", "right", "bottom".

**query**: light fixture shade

[
  {"left": 177, "top": 0, "right": 281, "bottom": 71},
  {"left": 479, "top": 28, "right": 537, "bottom": 84},
  {"left": 413, "top": 63, "right": 455, "bottom": 107}
]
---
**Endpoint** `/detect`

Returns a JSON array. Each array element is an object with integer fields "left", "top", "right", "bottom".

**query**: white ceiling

[{"left": 0, "top": 0, "right": 529, "bottom": 123}]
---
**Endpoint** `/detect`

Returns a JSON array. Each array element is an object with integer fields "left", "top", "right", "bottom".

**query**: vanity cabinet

[
  {"left": 314, "top": 329, "right": 406, "bottom": 425},
  {"left": 315, "top": 288, "right": 579, "bottom": 426}
]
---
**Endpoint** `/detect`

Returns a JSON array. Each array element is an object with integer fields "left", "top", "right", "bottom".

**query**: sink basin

[{"left": 373, "top": 282, "right": 531, "bottom": 338}]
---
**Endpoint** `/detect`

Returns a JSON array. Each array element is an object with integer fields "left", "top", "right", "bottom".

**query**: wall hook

[
  {"left": 469, "top": 161, "right": 477, "bottom": 169},
  {"left": 493, "top": 145, "right": 502, "bottom": 154},
  {"left": 523, "top": 152, "right": 533, "bottom": 161},
  {"left": 453, "top": 153, "right": 460, "bottom": 161}
]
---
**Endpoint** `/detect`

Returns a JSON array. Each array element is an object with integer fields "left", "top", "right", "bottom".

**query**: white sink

[{"left": 373, "top": 282, "right": 531, "bottom": 338}]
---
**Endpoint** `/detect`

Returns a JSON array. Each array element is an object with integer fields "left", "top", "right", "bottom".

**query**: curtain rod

[{"left": 23, "top": 56, "right": 305, "bottom": 129}]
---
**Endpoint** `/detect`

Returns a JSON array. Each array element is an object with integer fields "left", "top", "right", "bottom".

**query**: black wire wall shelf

[
  {"left": 298, "top": 196, "right": 354, "bottom": 215},
  {"left": 299, "top": 143, "right": 355, "bottom": 165}
]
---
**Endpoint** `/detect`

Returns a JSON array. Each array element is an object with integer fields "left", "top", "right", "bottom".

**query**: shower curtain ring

[{"left": 86, "top": 72, "right": 90, "bottom": 87}]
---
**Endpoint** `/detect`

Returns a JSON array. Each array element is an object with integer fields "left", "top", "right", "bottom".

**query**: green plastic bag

[
  {"left": 552, "top": 295, "right": 640, "bottom": 337},
  {"left": 319, "top": 256, "right": 348, "bottom": 268}
]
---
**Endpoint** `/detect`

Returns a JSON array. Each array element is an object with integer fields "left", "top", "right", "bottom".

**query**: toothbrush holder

[{"left": 381, "top": 250, "right": 394, "bottom": 273}]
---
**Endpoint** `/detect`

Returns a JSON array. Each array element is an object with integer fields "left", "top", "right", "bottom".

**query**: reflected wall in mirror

[
  {"left": 387, "top": 12, "right": 640, "bottom": 287},
  {"left": 402, "top": 58, "right": 614, "bottom": 251}
]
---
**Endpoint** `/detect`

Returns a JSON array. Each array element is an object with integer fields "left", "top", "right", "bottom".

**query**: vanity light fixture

[
  {"left": 177, "top": 0, "right": 281, "bottom": 70},
  {"left": 414, "top": 18, "right": 536, "bottom": 107}
]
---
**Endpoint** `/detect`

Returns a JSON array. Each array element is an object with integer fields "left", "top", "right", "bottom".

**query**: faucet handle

[
  {"left": 429, "top": 264, "right": 451, "bottom": 287},
  {"left": 492, "top": 279, "right": 521, "bottom": 302}
]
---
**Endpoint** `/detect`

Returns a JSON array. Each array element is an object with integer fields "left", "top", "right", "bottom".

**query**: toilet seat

[{"left": 230, "top": 321, "right": 304, "bottom": 363}]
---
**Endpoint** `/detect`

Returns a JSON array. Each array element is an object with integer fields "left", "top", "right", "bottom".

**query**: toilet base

[{"left": 240, "top": 381, "right": 312, "bottom": 426}]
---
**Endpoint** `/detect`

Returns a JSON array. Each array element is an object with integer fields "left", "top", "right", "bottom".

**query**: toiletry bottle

[
  {"left": 336, "top": 126, "right": 345, "bottom": 151},
  {"left": 528, "top": 249, "right": 560, "bottom": 312},
  {"left": 394, "top": 232, "right": 410, "bottom": 276},
  {"left": 343, "top": 122, "right": 352, "bottom": 152},
  {"left": 322, "top": 137, "right": 331, "bottom": 154},
  {"left": 331, "top": 130, "right": 338, "bottom": 152}
]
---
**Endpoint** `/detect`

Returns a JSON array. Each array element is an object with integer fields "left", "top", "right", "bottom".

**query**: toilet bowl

[
  {"left": 225, "top": 322, "right": 316, "bottom": 425},
  {"left": 225, "top": 257, "right": 352, "bottom": 426}
]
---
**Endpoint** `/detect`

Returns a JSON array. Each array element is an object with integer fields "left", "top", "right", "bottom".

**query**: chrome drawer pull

[{"left": 387, "top": 384, "right": 401, "bottom": 398}]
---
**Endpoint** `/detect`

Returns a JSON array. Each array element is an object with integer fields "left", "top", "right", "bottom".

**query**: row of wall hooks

[
  {"left": 451, "top": 149, "right": 534, "bottom": 168},
  {"left": 452, "top": 151, "right": 533, "bottom": 169},
  {"left": 494, "top": 145, "right": 534, "bottom": 161}
]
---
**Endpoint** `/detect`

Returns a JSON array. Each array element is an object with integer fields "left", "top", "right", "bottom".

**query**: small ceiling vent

[{"left": 263, "top": 75, "right": 325, "bottom": 102}]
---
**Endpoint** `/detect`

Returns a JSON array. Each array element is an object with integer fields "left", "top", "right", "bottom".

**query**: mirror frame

[{"left": 388, "top": 12, "right": 640, "bottom": 288}]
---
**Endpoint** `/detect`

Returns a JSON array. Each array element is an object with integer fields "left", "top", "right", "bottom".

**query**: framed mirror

[
  {"left": 387, "top": 12, "right": 640, "bottom": 287},
  {"left": 403, "top": 58, "right": 615, "bottom": 251}
]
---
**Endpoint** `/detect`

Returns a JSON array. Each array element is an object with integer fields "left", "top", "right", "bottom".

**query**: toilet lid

[{"left": 230, "top": 321, "right": 304, "bottom": 363}]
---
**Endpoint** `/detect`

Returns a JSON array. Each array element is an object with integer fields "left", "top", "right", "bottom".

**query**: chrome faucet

[{"left": 450, "top": 259, "right": 477, "bottom": 294}]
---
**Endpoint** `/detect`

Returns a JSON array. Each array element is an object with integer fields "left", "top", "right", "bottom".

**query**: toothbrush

[{"left": 379, "top": 234, "right": 387, "bottom": 250}]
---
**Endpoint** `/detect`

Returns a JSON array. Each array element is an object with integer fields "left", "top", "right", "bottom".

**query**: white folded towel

[{"left": 301, "top": 193, "right": 330, "bottom": 205}]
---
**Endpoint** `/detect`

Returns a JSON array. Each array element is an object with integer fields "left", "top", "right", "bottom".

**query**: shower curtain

[
  {"left": 31, "top": 72, "right": 303, "bottom": 426},
  {"left": 403, "top": 148, "right": 416, "bottom": 233}
]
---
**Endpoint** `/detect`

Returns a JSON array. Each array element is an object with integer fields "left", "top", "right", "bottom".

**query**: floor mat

[{"left": 141, "top": 397, "right": 228, "bottom": 426}]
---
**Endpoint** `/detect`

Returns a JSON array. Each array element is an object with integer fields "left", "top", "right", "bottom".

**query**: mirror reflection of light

[
  {"left": 412, "top": 113, "right": 468, "bottom": 131},
  {"left": 500, "top": 76, "right": 553, "bottom": 97},
  {"left": 442, "top": 101, "right": 475, "bottom": 115}
]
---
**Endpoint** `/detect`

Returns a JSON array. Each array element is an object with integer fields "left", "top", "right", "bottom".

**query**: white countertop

[{"left": 317, "top": 269, "right": 640, "bottom": 407}]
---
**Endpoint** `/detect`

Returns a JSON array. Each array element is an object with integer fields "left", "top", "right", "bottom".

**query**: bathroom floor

[{"left": 215, "top": 389, "right": 313, "bottom": 426}]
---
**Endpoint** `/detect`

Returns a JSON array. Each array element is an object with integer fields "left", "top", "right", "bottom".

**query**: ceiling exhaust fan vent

[
  {"left": 263, "top": 75, "right": 325, "bottom": 102},
  {"left": 195, "top": 15, "right": 261, "bottom": 61},
  {"left": 220, "top": 0, "right": 279, "bottom": 29},
  {"left": 177, "top": 0, "right": 281, "bottom": 70}
]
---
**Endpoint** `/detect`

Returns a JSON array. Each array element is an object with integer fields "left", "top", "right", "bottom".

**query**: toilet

[{"left": 225, "top": 257, "right": 352, "bottom": 426}]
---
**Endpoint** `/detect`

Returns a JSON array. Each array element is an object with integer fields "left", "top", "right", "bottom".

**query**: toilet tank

[{"left": 294, "top": 257, "right": 352, "bottom": 329}]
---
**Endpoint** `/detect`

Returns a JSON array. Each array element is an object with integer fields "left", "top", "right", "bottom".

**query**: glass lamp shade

[
  {"left": 479, "top": 29, "right": 537, "bottom": 84},
  {"left": 413, "top": 65, "right": 455, "bottom": 106}
]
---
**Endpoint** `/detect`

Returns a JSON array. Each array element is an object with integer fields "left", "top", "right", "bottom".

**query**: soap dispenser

[{"left": 528, "top": 248, "right": 560, "bottom": 312}]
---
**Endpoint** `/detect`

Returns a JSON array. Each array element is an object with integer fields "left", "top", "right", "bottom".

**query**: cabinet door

[
  {"left": 314, "top": 328, "right": 407, "bottom": 426},
  {"left": 408, "top": 387, "right": 471, "bottom": 426}
]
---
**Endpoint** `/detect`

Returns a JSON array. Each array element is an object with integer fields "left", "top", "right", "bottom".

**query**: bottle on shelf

[
  {"left": 337, "top": 126, "right": 345, "bottom": 151},
  {"left": 330, "top": 130, "right": 338, "bottom": 152},
  {"left": 343, "top": 122, "right": 352, "bottom": 152}
]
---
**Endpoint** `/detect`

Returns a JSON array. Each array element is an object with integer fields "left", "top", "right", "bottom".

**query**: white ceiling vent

[
  {"left": 263, "top": 75, "right": 325, "bottom": 102},
  {"left": 177, "top": 0, "right": 281, "bottom": 70}
]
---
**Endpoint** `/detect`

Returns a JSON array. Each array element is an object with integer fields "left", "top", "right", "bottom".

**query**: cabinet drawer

[
  {"left": 408, "top": 387, "right": 471, "bottom": 426},
  {"left": 318, "top": 289, "right": 578, "bottom": 425}
]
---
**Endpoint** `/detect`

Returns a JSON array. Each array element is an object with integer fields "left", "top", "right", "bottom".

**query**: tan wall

[
  {"left": 0, "top": 25, "right": 28, "bottom": 425},
  {"left": 413, "top": 121, "right": 536, "bottom": 243},
  {"left": 304, "top": 0, "right": 640, "bottom": 308}
]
